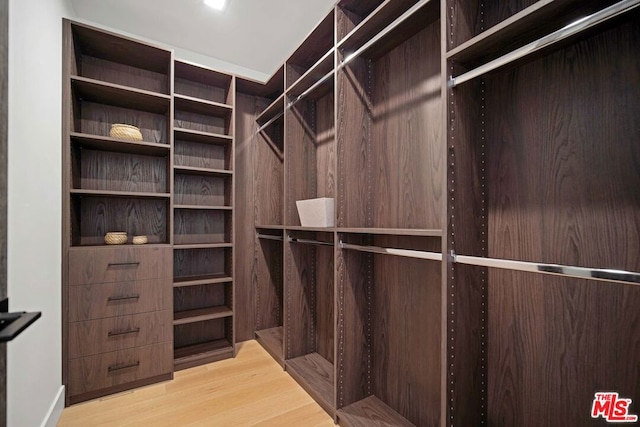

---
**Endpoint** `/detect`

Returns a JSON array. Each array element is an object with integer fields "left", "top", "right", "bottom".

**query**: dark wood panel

[
  {"left": 0, "top": 0, "right": 6, "bottom": 421},
  {"left": 336, "top": 56, "right": 370, "bottom": 228},
  {"left": 69, "top": 246, "right": 172, "bottom": 285},
  {"left": 173, "top": 306, "right": 232, "bottom": 325},
  {"left": 285, "top": 240, "right": 317, "bottom": 358},
  {"left": 484, "top": 21, "right": 640, "bottom": 426},
  {"left": 174, "top": 60, "right": 232, "bottom": 104},
  {"left": 174, "top": 138, "right": 229, "bottom": 171},
  {"left": 173, "top": 318, "right": 226, "bottom": 349},
  {"left": 173, "top": 283, "right": 226, "bottom": 313},
  {"left": 78, "top": 101, "right": 167, "bottom": 143},
  {"left": 175, "top": 110, "right": 229, "bottom": 136},
  {"left": 174, "top": 173, "right": 230, "bottom": 207},
  {"left": 255, "top": 119, "right": 284, "bottom": 226},
  {"left": 69, "top": 278, "right": 172, "bottom": 322},
  {"left": 336, "top": 235, "right": 372, "bottom": 409},
  {"left": 73, "top": 196, "right": 168, "bottom": 245},
  {"left": 173, "top": 247, "right": 229, "bottom": 280},
  {"left": 255, "top": 326, "right": 284, "bottom": 366},
  {"left": 80, "top": 55, "right": 168, "bottom": 94},
  {"left": 338, "top": 395, "right": 414, "bottom": 427},
  {"left": 315, "top": 243, "right": 334, "bottom": 364},
  {"left": 69, "top": 310, "right": 172, "bottom": 358},
  {"left": 175, "top": 78, "right": 227, "bottom": 105},
  {"left": 255, "top": 238, "right": 283, "bottom": 331},
  {"left": 173, "top": 338, "right": 233, "bottom": 370},
  {"left": 72, "top": 77, "right": 170, "bottom": 114},
  {"left": 371, "top": 23, "right": 442, "bottom": 230},
  {"left": 68, "top": 342, "right": 173, "bottom": 396},
  {"left": 73, "top": 149, "right": 167, "bottom": 193},
  {"left": 287, "top": 10, "right": 335, "bottom": 74},
  {"left": 174, "top": 209, "right": 229, "bottom": 245},
  {"left": 285, "top": 92, "right": 335, "bottom": 226},
  {"left": 287, "top": 352, "right": 335, "bottom": 415},
  {"left": 371, "top": 236, "right": 441, "bottom": 426},
  {"left": 234, "top": 93, "right": 258, "bottom": 342},
  {"left": 235, "top": 65, "right": 284, "bottom": 99}
]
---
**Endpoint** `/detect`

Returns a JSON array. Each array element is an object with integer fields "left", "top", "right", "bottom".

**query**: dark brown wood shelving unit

[
  {"left": 172, "top": 60, "right": 236, "bottom": 370},
  {"left": 287, "top": 352, "right": 335, "bottom": 415}
]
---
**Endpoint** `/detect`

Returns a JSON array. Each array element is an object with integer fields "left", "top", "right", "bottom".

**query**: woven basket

[
  {"left": 132, "top": 235, "right": 148, "bottom": 245},
  {"left": 105, "top": 232, "right": 127, "bottom": 245},
  {"left": 110, "top": 124, "right": 143, "bottom": 141}
]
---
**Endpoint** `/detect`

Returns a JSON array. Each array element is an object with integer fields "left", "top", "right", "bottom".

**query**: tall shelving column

[
  {"left": 62, "top": 20, "right": 174, "bottom": 405},
  {"left": 172, "top": 60, "right": 236, "bottom": 370}
]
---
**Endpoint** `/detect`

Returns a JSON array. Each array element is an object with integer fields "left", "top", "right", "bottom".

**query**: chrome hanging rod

[
  {"left": 257, "top": 233, "right": 284, "bottom": 241},
  {"left": 451, "top": 252, "right": 640, "bottom": 286},
  {"left": 288, "top": 237, "right": 334, "bottom": 247},
  {"left": 449, "top": 0, "right": 640, "bottom": 87},
  {"left": 256, "top": 111, "right": 284, "bottom": 134},
  {"left": 339, "top": 241, "right": 443, "bottom": 261},
  {"left": 338, "top": 0, "right": 433, "bottom": 69}
]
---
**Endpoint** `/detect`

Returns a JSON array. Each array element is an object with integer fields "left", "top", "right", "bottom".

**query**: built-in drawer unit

[
  {"left": 69, "top": 278, "right": 172, "bottom": 322},
  {"left": 68, "top": 342, "right": 173, "bottom": 397},
  {"left": 69, "top": 246, "right": 172, "bottom": 286}
]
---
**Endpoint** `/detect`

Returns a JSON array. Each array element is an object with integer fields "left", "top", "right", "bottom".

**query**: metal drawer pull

[
  {"left": 107, "top": 262, "right": 140, "bottom": 267},
  {"left": 107, "top": 294, "right": 140, "bottom": 302},
  {"left": 107, "top": 361, "right": 140, "bottom": 372},
  {"left": 107, "top": 327, "right": 140, "bottom": 337}
]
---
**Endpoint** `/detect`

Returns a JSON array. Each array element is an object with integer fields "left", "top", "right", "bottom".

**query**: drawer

[
  {"left": 69, "top": 246, "right": 172, "bottom": 285},
  {"left": 69, "top": 278, "right": 172, "bottom": 322},
  {"left": 68, "top": 342, "right": 173, "bottom": 396},
  {"left": 69, "top": 310, "right": 172, "bottom": 359}
]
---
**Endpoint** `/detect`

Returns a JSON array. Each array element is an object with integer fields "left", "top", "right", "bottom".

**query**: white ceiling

[{"left": 69, "top": 0, "right": 336, "bottom": 81}]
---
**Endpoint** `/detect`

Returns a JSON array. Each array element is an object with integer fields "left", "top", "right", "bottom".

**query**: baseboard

[{"left": 41, "top": 385, "right": 64, "bottom": 427}]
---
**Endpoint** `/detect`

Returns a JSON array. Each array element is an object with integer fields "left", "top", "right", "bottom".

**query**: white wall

[{"left": 7, "top": 0, "right": 75, "bottom": 425}]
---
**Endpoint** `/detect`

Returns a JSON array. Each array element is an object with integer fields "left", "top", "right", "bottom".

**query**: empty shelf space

[
  {"left": 338, "top": 396, "right": 414, "bottom": 427},
  {"left": 70, "top": 132, "right": 169, "bottom": 155},
  {"left": 71, "top": 75, "right": 170, "bottom": 114},
  {"left": 173, "top": 165, "right": 233, "bottom": 176},
  {"left": 173, "top": 306, "right": 233, "bottom": 325},
  {"left": 337, "top": 227, "right": 442, "bottom": 237},
  {"left": 174, "top": 94, "right": 233, "bottom": 117},
  {"left": 174, "top": 339, "right": 233, "bottom": 370},
  {"left": 255, "top": 327, "right": 284, "bottom": 366},
  {"left": 173, "top": 274, "right": 233, "bottom": 288},
  {"left": 256, "top": 93, "right": 285, "bottom": 125},
  {"left": 286, "top": 353, "right": 335, "bottom": 414},
  {"left": 174, "top": 128, "right": 233, "bottom": 145},
  {"left": 70, "top": 189, "right": 170, "bottom": 199}
]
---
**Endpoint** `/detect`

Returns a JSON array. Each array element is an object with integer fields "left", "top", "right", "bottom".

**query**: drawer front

[
  {"left": 69, "top": 310, "right": 172, "bottom": 359},
  {"left": 69, "top": 246, "right": 172, "bottom": 285},
  {"left": 68, "top": 342, "right": 173, "bottom": 396},
  {"left": 69, "top": 278, "right": 172, "bottom": 322}
]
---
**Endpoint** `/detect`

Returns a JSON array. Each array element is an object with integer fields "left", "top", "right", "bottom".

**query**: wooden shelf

[
  {"left": 69, "top": 243, "right": 172, "bottom": 250},
  {"left": 71, "top": 75, "right": 170, "bottom": 114},
  {"left": 289, "top": 73, "right": 334, "bottom": 102},
  {"left": 173, "top": 165, "right": 233, "bottom": 177},
  {"left": 173, "top": 243, "right": 233, "bottom": 250},
  {"left": 174, "top": 128, "right": 232, "bottom": 145},
  {"left": 338, "top": 396, "right": 414, "bottom": 427},
  {"left": 336, "top": 227, "right": 442, "bottom": 237},
  {"left": 70, "top": 189, "right": 170, "bottom": 199},
  {"left": 256, "top": 93, "right": 285, "bottom": 125},
  {"left": 173, "top": 274, "right": 233, "bottom": 287},
  {"left": 174, "top": 94, "right": 233, "bottom": 117},
  {"left": 286, "top": 353, "right": 335, "bottom": 415},
  {"left": 173, "top": 339, "right": 233, "bottom": 370},
  {"left": 174, "top": 205, "right": 232, "bottom": 211},
  {"left": 256, "top": 225, "right": 285, "bottom": 230},
  {"left": 70, "top": 132, "right": 169, "bottom": 156},
  {"left": 286, "top": 226, "right": 335, "bottom": 233},
  {"left": 173, "top": 306, "right": 233, "bottom": 325},
  {"left": 287, "top": 48, "right": 334, "bottom": 98},
  {"left": 255, "top": 327, "right": 284, "bottom": 366},
  {"left": 446, "top": 0, "right": 617, "bottom": 64},
  {"left": 338, "top": 0, "right": 417, "bottom": 51}
]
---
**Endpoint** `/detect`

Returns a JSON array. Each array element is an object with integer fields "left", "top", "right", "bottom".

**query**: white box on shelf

[{"left": 295, "top": 197, "right": 335, "bottom": 228}]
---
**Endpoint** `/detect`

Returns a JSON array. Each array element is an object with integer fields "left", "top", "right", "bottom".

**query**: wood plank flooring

[{"left": 58, "top": 340, "right": 335, "bottom": 426}]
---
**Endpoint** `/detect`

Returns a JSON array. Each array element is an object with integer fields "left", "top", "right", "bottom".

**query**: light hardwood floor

[{"left": 58, "top": 341, "right": 335, "bottom": 426}]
